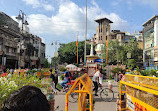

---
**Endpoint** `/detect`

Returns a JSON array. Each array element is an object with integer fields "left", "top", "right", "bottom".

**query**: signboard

[
  {"left": 149, "top": 61, "right": 154, "bottom": 67},
  {"left": 94, "top": 59, "right": 105, "bottom": 63},
  {"left": 143, "top": 62, "right": 147, "bottom": 67},
  {"left": 127, "top": 95, "right": 135, "bottom": 111},
  {"left": 54, "top": 52, "right": 58, "bottom": 57},
  {"left": 127, "top": 53, "right": 131, "bottom": 59}
]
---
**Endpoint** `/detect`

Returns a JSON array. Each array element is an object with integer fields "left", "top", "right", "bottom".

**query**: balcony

[{"left": 6, "top": 52, "right": 16, "bottom": 56}]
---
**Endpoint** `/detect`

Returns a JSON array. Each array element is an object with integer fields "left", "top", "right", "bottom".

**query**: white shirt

[
  {"left": 92, "top": 70, "right": 100, "bottom": 82},
  {"left": 99, "top": 73, "right": 103, "bottom": 85}
]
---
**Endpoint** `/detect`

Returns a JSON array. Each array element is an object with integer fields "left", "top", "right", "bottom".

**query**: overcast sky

[{"left": 1, "top": 0, "right": 158, "bottom": 62}]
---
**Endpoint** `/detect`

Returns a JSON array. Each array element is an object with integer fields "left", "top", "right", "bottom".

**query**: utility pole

[
  {"left": 77, "top": 34, "right": 79, "bottom": 64},
  {"left": 16, "top": 10, "right": 29, "bottom": 69},
  {"left": 106, "top": 31, "right": 109, "bottom": 65},
  {"left": 84, "top": 0, "right": 87, "bottom": 65}
]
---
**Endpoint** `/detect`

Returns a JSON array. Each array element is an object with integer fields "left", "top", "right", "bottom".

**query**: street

[{"left": 54, "top": 81, "right": 119, "bottom": 111}]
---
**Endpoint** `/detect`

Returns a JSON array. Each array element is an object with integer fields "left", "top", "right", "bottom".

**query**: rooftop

[
  {"left": 95, "top": 17, "right": 113, "bottom": 23},
  {"left": 142, "top": 15, "right": 158, "bottom": 26}
]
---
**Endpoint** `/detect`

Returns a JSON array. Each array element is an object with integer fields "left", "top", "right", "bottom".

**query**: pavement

[{"left": 54, "top": 81, "right": 119, "bottom": 111}]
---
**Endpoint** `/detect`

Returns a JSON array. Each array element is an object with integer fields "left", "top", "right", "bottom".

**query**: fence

[
  {"left": 65, "top": 73, "right": 93, "bottom": 111},
  {"left": 119, "top": 74, "right": 158, "bottom": 111}
]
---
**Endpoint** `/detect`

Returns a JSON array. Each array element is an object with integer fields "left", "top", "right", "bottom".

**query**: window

[
  {"left": 106, "top": 36, "right": 107, "bottom": 40},
  {"left": 99, "top": 36, "right": 100, "bottom": 40},
  {"left": 6, "top": 46, "right": 9, "bottom": 53}
]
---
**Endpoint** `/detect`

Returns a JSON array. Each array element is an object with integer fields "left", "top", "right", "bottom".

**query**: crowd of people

[{"left": 1, "top": 64, "right": 127, "bottom": 111}]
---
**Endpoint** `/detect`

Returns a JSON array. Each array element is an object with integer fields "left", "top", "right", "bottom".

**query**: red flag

[
  {"left": 76, "top": 35, "right": 78, "bottom": 46},
  {"left": 106, "top": 35, "right": 108, "bottom": 47}
]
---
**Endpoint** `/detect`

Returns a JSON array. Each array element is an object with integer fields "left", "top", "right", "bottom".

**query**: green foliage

[
  {"left": 86, "top": 99, "right": 95, "bottom": 110},
  {"left": 109, "top": 75, "right": 113, "bottom": 80},
  {"left": 51, "top": 57, "right": 59, "bottom": 69},
  {"left": 44, "top": 58, "right": 50, "bottom": 68},
  {"left": 127, "top": 59, "right": 136, "bottom": 70},
  {"left": 58, "top": 41, "right": 95, "bottom": 64},
  {"left": 136, "top": 69, "right": 158, "bottom": 77},
  {"left": 111, "top": 68, "right": 122, "bottom": 74},
  {"left": 103, "top": 40, "right": 143, "bottom": 67},
  {"left": 56, "top": 83, "right": 63, "bottom": 90},
  {"left": 59, "top": 67, "right": 66, "bottom": 72},
  {"left": 0, "top": 75, "right": 52, "bottom": 103},
  {"left": 60, "top": 75, "right": 64, "bottom": 80}
]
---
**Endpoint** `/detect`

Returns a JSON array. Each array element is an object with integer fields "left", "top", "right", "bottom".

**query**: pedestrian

[
  {"left": 119, "top": 71, "right": 124, "bottom": 81},
  {"left": 50, "top": 69, "right": 61, "bottom": 92},
  {"left": 92, "top": 67, "right": 102, "bottom": 96},
  {"left": 60, "top": 67, "right": 72, "bottom": 92}
]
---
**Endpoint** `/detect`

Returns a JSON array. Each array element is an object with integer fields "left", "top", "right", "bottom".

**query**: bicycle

[
  {"left": 65, "top": 82, "right": 114, "bottom": 103},
  {"left": 95, "top": 84, "right": 114, "bottom": 102},
  {"left": 62, "top": 80, "right": 79, "bottom": 103}
]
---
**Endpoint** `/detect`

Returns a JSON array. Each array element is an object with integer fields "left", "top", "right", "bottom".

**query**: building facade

[
  {"left": 0, "top": 12, "right": 45, "bottom": 69},
  {"left": 142, "top": 15, "right": 158, "bottom": 69},
  {"left": 0, "top": 12, "right": 21, "bottom": 69},
  {"left": 93, "top": 17, "right": 113, "bottom": 58}
]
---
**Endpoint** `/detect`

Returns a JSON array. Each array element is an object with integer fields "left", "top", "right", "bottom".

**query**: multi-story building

[
  {"left": 0, "top": 12, "right": 21, "bottom": 69},
  {"left": 142, "top": 15, "right": 158, "bottom": 69},
  {"left": 109, "top": 30, "right": 125, "bottom": 44},
  {"left": 0, "top": 12, "right": 46, "bottom": 69},
  {"left": 92, "top": 17, "right": 113, "bottom": 58},
  {"left": 23, "top": 33, "right": 45, "bottom": 68}
]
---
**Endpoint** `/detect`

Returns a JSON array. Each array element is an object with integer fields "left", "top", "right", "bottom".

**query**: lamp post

[
  {"left": 16, "top": 10, "right": 29, "bottom": 33},
  {"left": 84, "top": 0, "right": 87, "bottom": 65},
  {"left": 51, "top": 40, "right": 60, "bottom": 70},
  {"left": 16, "top": 10, "right": 29, "bottom": 69}
]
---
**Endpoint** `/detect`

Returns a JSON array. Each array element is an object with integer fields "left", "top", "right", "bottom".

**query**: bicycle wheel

[
  {"left": 69, "top": 92, "right": 79, "bottom": 103},
  {"left": 100, "top": 88, "right": 114, "bottom": 102},
  {"left": 67, "top": 86, "right": 79, "bottom": 103}
]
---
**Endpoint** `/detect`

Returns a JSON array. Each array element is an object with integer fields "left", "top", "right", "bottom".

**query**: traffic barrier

[
  {"left": 119, "top": 74, "right": 158, "bottom": 111},
  {"left": 65, "top": 73, "right": 93, "bottom": 111}
]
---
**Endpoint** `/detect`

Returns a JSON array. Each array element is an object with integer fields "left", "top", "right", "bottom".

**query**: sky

[{"left": 1, "top": 0, "right": 158, "bottom": 62}]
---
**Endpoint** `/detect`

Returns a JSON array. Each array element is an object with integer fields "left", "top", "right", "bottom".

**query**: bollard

[
  {"left": 48, "top": 93, "right": 55, "bottom": 111},
  {"left": 108, "top": 80, "right": 113, "bottom": 90},
  {"left": 49, "top": 99, "right": 55, "bottom": 111}
]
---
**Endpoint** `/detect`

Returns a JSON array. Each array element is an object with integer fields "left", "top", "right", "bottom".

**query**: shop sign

[{"left": 127, "top": 95, "right": 135, "bottom": 111}]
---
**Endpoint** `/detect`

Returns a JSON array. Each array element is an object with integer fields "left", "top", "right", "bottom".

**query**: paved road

[{"left": 54, "top": 81, "right": 119, "bottom": 111}]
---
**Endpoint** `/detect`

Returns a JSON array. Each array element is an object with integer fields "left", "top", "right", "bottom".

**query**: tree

[
  {"left": 127, "top": 59, "right": 136, "bottom": 70},
  {"left": 103, "top": 40, "right": 126, "bottom": 65},
  {"left": 103, "top": 40, "right": 143, "bottom": 68},
  {"left": 44, "top": 58, "right": 50, "bottom": 68},
  {"left": 58, "top": 41, "right": 95, "bottom": 64},
  {"left": 51, "top": 57, "right": 59, "bottom": 69}
]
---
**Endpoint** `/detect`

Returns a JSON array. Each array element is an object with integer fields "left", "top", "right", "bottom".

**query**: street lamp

[
  {"left": 16, "top": 10, "right": 29, "bottom": 69},
  {"left": 84, "top": 0, "right": 87, "bottom": 65},
  {"left": 51, "top": 40, "right": 60, "bottom": 70},
  {"left": 16, "top": 10, "right": 29, "bottom": 33}
]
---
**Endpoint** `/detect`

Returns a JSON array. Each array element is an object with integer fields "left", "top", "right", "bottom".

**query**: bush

[
  {"left": 60, "top": 67, "right": 66, "bottom": 72},
  {"left": 60, "top": 75, "right": 64, "bottom": 80},
  {"left": 111, "top": 68, "right": 122, "bottom": 74},
  {"left": 0, "top": 75, "right": 52, "bottom": 103}
]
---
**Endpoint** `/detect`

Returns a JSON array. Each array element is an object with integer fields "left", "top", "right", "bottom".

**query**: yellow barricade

[
  {"left": 65, "top": 73, "right": 93, "bottom": 111},
  {"left": 119, "top": 74, "right": 158, "bottom": 111}
]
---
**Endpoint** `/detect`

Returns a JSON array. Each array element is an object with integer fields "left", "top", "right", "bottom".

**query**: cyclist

[
  {"left": 92, "top": 67, "right": 103, "bottom": 96},
  {"left": 60, "top": 67, "right": 72, "bottom": 91}
]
